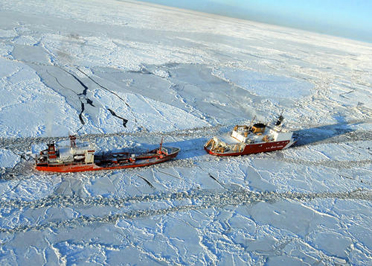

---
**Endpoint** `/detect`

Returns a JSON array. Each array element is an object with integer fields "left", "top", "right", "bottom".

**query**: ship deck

[{"left": 219, "top": 132, "right": 268, "bottom": 145}]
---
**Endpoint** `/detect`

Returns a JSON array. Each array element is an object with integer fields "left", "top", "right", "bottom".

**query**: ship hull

[
  {"left": 204, "top": 140, "right": 294, "bottom": 156},
  {"left": 36, "top": 147, "right": 180, "bottom": 173}
]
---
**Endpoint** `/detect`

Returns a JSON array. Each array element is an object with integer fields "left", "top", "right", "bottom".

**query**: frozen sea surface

[{"left": 0, "top": 0, "right": 372, "bottom": 265}]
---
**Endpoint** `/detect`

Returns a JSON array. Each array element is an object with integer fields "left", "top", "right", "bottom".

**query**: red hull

[
  {"left": 204, "top": 140, "right": 291, "bottom": 156},
  {"left": 36, "top": 148, "right": 179, "bottom": 173}
]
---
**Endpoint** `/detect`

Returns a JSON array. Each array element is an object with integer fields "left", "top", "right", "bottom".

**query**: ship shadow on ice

[{"left": 293, "top": 117, "right": 362, "bottom": 147}]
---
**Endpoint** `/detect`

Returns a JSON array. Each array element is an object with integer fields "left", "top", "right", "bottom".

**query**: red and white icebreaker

[{"left": 204, "top": 115, "right": 296, "bottom": 156}]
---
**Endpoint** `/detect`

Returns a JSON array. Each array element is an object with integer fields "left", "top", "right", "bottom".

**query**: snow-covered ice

[{"left": 0, "top": 0, "right": 372, "bottom": 265}]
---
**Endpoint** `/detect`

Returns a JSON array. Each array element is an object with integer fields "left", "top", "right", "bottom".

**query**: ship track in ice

[
  {"left": 1, "top": 136, "right": 371, "bottom": 180},
  {"left": 0, "top": 188, "right": 371, "bottom": 234},
  {"left": 1, "top": 118, "right": 370, "bottom": 150}
]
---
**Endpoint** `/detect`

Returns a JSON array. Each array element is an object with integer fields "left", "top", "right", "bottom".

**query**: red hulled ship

[
  {"left": 204, "top": 115, "right": 296, "bottom": 156},
  {"left": 36, "top": 135, "right": 180, "bottom": 173}
]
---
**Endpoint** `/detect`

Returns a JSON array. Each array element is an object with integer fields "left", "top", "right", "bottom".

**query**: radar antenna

[{"left": 275, "top": 111, "right": 284, "bottom": 126}]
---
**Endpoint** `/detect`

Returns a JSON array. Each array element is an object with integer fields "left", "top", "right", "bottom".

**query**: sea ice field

[{"left": 0, "top": 0, "right": 372, "bottom": 265}]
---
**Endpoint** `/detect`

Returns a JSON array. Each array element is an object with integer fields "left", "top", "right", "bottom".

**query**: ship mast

[
  {"left": 275, "top": 111, "right": 284, "bottom": 126},
  {"left": 69, "top": 135, "right": 77, "bottom": 148}
]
